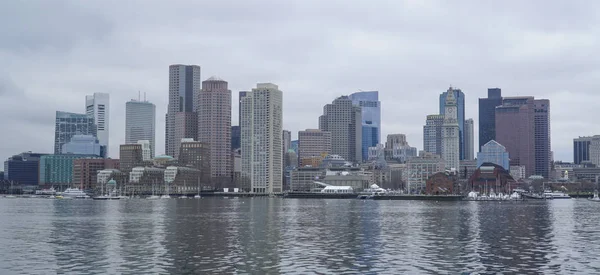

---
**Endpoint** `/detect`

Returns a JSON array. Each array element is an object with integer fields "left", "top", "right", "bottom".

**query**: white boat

[
  {"left": 36, "top": 187, "right": 57, "bottom": 196},
  {"left": 147, "top": 195, "right": 160, "bottom": 200},
  {"left": 62, "top": 188, "right": 90, "bottom": 199},
  {"left": 160, "top": 195, "right": 171, "bottom": 199},
  {"left": 93, "top": 195, "right": 120, "bottom": 200},
  {"left": 194, "top": 194, "right": 201, "bottom": 199},
  {"left": 544, "top": 190, "right": 570, "bottom": 199}
]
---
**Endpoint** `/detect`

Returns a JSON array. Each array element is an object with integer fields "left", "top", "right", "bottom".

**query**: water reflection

[{"left": 3, "top": 198, "right": 600, "bottom": 273}]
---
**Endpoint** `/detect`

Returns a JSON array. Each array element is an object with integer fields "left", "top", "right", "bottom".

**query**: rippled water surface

[{"left": 1, "top": 198, "right": 600, "bottom": 274}]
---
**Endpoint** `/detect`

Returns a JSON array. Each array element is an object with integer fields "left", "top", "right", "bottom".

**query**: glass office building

[{"left": 349, "top": 91, "right": 381, "bottom": 162}]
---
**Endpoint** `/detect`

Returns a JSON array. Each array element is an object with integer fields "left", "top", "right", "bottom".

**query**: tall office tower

[
  {"left": 283, "top": 130, "right": 292, "bottom": 152},
  {"left": 238, "top": 91, "right": 248, "bottom": 126},
  {"left": 319, "top": 96, "right": 362, "bottom": 163},
  {"left": 349, "top": 91, "right": 381, "bottom": 161},
  {"left": 464, "top": 118, "right": 475, "bottom": 160},
  {"left": 533, "top": 100, "right": 551, "bottom": 178},
  {"left": 478, "top": 88, "right": 502, "bottom": 151},
  {"left": 197, "top": 76, "right": 232, "bottom": 185},
  {"left": 125, "top": 98, "right": 156, "bottom": 158},
  {"left": 165, "top": 64, "right": 201, "bottom": 157},
  {"left": 241, "top": 83, "right": 283, "bottom": 194},
  {"left": 85, "top": 93, "right": 110, "bottom": 157},
  {"left": 441, "top": 88, "right": 460, "bottom": 170},
  {"left": 574, "top": 136, "right": 595, "bottom": 164},
  {"left": 439, "top": 88, "right": 465, "bottom": 159},
  {"left": 54, "top": 111, "right": 97, "bottom": 155},
  {"left": 298, "top": 129, "right": 332, "bottom": 166},
  {"left": 495, "top": 97, "right": 535, "bottom": 177},
  {"left": 173, "top": 112, "right": 198, "bottom": 159},
  {"left": 423, "top": 114, "right": 444, "bottom": 156}
]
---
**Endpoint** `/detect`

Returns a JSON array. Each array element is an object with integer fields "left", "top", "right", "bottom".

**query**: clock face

[{"left": 447, "top": 108, "right": 454, "bottom": 113}]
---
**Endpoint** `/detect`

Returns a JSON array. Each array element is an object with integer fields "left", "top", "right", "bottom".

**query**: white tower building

[
  {"left": 126, "top": 98, "right": 156, "bottom": 158},
  {"left": 241, "top": 83, "right": 283, "bottom": 194},
  {"left": 441, "top": 86, "right": 460, "bottom": 170},
  {"left": 86, "top": 93, "right": 110, "bottom": 157}
]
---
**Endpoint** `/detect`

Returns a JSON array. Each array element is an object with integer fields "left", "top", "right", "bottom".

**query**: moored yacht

[{"left": 62, "top": 188, "right": 90, "bottom": 199}]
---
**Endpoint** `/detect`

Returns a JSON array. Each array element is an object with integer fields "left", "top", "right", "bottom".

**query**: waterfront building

[
  {"left": 477, "top": 140, "right": 510, "bottom": 170},
  {"left": 440, "top": 87, "right": 465, "bottom": 159},
  {"left": 464, "top": 118, "right": 474, "bottom": 160},
  {"left": 39, "top": 154, "right": 100, "bottom": 188},
  {"left": 86, "top": 93, "right": 110, "bottom": 156},
  {"left": 125, "top": 99, "right": 156, "bottom": 158},
  {"left": 290, "top": 166, "right": 325, "bottom": 192},
  {"left": 423, "top": 114, "right": 444, "bottom": 156},
  {"left": 241, "top": 83, "right": 283, "bottom": 193},
  {"left": 197, "top": 76, "right": 232, "bottom": 185},
  {"left": 478, "top": 88, "right": 502, "bottom": 151},
  {"left": 61, "top": 135, "right": 102, "bottom": 156},
  {"left": 119, "top": 143, "right": 144, "bottom": 173},
  {"left": 232, "top": 149, "right": 242, "bottom": 189},
  {"left": 164, "top": 166, "right": 203, "bottom": 192},
  {"left": 406, "top": 152, "right": 445, "bottom": 194},
  {"left": 459, "top": 159, "right": 478, "bottom": 181},
  {"left": 178, "top": 140, "right": 212, "bottom": 188},
  {"left": 54, "top": 111, "right": 97, "bottom": 155},
  {"left": 319, "top": 96, "right": 362, "bottom": 163},
  {"left": 165, "top": 64, "right": 201, "bottom": 157},
  {"left": 441, "top": 87, "right": 460, "bottom": 170},
  {"left": 426, "top": 171, "right": 458, "bottom": 195},
  {"left": 469, "top": 163, "right": 516, "bottom": 194},
  {"left": 587, "top": 136, "right": 600, "bottom": 167},
  {"left": 322, "top": 168, "right": 370, "bottom": 190},
  {"left": 349, "top": 91, "right": 381, "bottom": 161},
  {"left": 231, "top": 126, "right": 241, "bottom": 150},
  {"left": 495, "top": 97, "right": 535, "bottom": 177},
  {"left": 298, "top": 129, "right": 332, "bottom": 167},
  {"left": 3, "top": 152, "right": 47, "bottom": 185},
  {"left": 72, "top": 158, "right": 119, "bottom": 190},
  {"left": 128, "top": 167, "right": 165, "bottom": 187}
]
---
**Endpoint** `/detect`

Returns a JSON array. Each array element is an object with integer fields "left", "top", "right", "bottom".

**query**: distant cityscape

[{"left": 2, "top": 64, "right": 599, "bottom": 196}]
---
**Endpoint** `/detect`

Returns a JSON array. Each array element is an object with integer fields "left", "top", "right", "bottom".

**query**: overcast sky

[{"left": 1, "top": 0, "right": 598, "bottom": 165}]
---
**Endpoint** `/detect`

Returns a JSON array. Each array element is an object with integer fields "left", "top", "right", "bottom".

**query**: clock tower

[{"left": 442, "top": 86, "right": 460, "bottom": 171}]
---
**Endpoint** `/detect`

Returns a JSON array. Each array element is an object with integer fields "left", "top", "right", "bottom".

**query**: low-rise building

[
  {"left": 290, "top": 167, "right": 325, "bottom": 192},
  {"left": 406, "top": 152, "right": 445, "bottom": 193},
  {"left": 39, "top": 154, "right": 100, "bottom": 189},
  {"left": 426, "top": 171, "right": 458, "bottom": 195},
  {"left": 72, "top": 158, "right": 120, "bottom": 190}
]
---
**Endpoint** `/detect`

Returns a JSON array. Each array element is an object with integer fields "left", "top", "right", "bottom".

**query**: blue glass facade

[
  {"left": 231, "top": 126, "right": 241, "bottom": 150},
  {"left": 3, "top": 152, "right": 48, "bottom": 185},
  {"left": 349, "top": 91, "right": 381, "bottom": 162},
  {"left": 440, "top": 89, "right": 465, "bottom": 160},
  {"left": 477, "top": 140, "right": 510, "bottom": 170},
  {"left": 290, "top": 140, "right": 299, "bottom": 155},
  {"left": 61, "top": 135, "right": 103, "bottom": 157}
]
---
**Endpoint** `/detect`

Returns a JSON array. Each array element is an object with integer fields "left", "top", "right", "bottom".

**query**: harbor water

[{"left": 0, "top": 197, "right": 599, "bottom": 274}]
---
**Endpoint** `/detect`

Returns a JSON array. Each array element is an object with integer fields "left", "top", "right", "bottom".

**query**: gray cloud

[{"left": 1, "top": 0, "right": 598, "bottom": 164}]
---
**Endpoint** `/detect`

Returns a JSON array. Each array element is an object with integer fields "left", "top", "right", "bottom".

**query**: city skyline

[{"left": 1, "top": 1, "right": 596, "bottom": 165}]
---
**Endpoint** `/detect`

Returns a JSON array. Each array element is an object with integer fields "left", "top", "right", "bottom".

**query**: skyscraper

[
  {"left": 440, "top": 88, "right": 465, "bottom": 159},
  {"left": 319, "top": 96, "right": 362, "bottom": 163},
  {"left": 125, "top": 99, "right": 156, "bottom": 158},
  {"left": 423, "top": 114, "right": 444, "bottom": 156},
  {"left": 231, "top": 126, "right": 241, "bottom": 150},
  {"left": 534, "top": 100, "right": 551, "bottom": 178},
  {"left": 85, "top": 93, "right": 110, "bottom": 156},
  {"left": 478, "top": 88, "right": 502, "bottom": 151},
  {"left": 349, "top": 91, "right": 381, "bottom": 161},
  {"left": 238, "top": 91, "right": 248, "bottom": 126},
  {"left": 54, "top": 111, "right": 97, "bottom": 155},
  {"left": 241, "top": 83, "right": 283, "bottom": 193},
  {"left": 283, "top": 130, "right": 291, "bottom": 153},
  {"left": 495, "top": 97, "right": 535, "bottom": 177},
  {"left": 165, "top": 64, "right": 201, "bottom": 157},
  {"left": 197, "top": 76, "right": 232, "bottom": 185},
  {"left": 464, "top": 118, "right": 474, "bottom": 160},
  {"left": 441, "top": 88, "right": 460, "bottom": 170}
]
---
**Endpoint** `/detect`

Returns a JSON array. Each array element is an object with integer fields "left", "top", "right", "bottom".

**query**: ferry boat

[
  {"left": 61, "top": 188, "right": 90, "bottom": 199},
  {"left": 36, "top": 187, "right": 57, "bottom": 196},
  {"left": 543, "top": 190, "right": 571, "bottom": 199}
]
